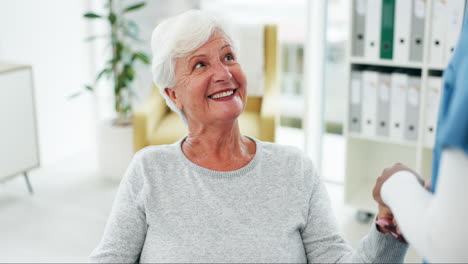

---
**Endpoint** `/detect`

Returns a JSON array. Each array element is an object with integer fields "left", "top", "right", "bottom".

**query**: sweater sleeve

[
  {"left": 89, "top": 154, "right": 148, "bottom": 263},
  {"left": 301, "top": 159, "right": 408, "bottom": 263},
  {"left": 381, "top": 148, "right": 468, "bottom": 262}
]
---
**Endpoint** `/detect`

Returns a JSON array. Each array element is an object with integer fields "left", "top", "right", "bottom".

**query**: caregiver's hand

[
  {"left": 372, "top": 163, "right": 425, "bottom": 243},
  {"left": 373, "top": 163, "right": 424, "bottom": 207}
]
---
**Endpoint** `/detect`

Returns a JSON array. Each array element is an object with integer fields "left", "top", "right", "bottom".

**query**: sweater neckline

[{"left": 175, "top": 136, "right": 262, "bottom": 177}]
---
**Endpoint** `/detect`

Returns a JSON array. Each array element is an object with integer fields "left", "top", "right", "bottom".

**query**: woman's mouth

[{"left": 208, "top": 89, "right": 238, "bottom": 100}]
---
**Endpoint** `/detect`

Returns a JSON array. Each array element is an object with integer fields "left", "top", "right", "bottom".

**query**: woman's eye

[
  {"left": 225, "top": 53, "right": 234, "bottom": 61},
  {"left": 194, "top": 62, "right": 206, "bottom": 69}
]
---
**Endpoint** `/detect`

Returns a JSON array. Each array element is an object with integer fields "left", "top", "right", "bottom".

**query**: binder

[
  {"left": 352, "top": 0, "right": 367, "bottom": 57},
  {"left": 380, "top": 0, "right": 396, "bottom": 60},
  {"left": 424, "top": 76, "right": 443, "bottom": 148},
  {"left": 362, "top": 70, "right": 379, "bottom": 137},
  {"left": 349, "top": 71, "right": 363, "bottom": 133},
  {"left": 404, "top": 76, "right": 421, "bottom": 141},
  {"left": 377, "top": 73, "right": 391, "bottom": 137},
  {"left": 389, "top": 72, "right": 407, "bottom": 141},
  {"left": 429, "top": 0, "right": 448, "bottom": 66},
  {"left": 365, "top": 0, "right": 383, "bottom": 60},
  {"left": 409, "top": 0, "right": 426, "bottom": 62},
  {"left": 444, "top": 0, "right": 466, "bottom": 65},
  {"left": 393, "top": 0, "right": 412, "bottom": 64}
]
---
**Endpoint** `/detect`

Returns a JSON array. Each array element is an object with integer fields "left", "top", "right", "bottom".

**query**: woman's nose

[{"left": 212, "top": 60, "right": 232, "bottom": 83}]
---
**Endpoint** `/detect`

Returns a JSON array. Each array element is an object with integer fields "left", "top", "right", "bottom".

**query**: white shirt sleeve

[{"left": 381, "top": 148, "right": 468, "bottom": 262}]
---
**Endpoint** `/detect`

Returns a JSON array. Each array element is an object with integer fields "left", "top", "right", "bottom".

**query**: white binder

[
  {"left": 389, "top": 72, "right": 407, "bottom": 141},
  {"left": 429, "top": 0, "right": 447, "bottom": 66},
  {"left": 377, "top": 73, "right": 391, "bottom": 137},
  {"left": 409, "top": 0, "right": 426, "bottom": 62},
  {"left": 424, "top": 76, "right": 443, "bottom": 148},
  {"left": 444, "top": 0, "right": 466, "bottom": 65},
  {"left": 364, "top": 0, "right": 383, "bottom": 60},
  {"left": 404, "top": 76, "right": 421, "bottom": 141},
  {"left": 362, "top": 70, "right": 379, "bottom": 137},
  {"left": 393, "top": 0, "right": 412, "bottom": 64},
  {"left": 349, "top": 71, "right": 363, "bottom": 133},
  {"left": 352, "top": 0, "right": 367, "bottom": 57}
]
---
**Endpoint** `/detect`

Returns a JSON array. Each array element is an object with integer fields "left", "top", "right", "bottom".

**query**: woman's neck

[{"left": 182, "top": 121, "right": 256, "bottom": 171}]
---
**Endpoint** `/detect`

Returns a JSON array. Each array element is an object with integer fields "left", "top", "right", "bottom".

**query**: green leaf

[
  {"left": 123, "top": 2, "right": 146, "bottom": 13},
  {"left": 107, "top": 57, "right": 119, "bottom": 65},
  {"left": 132, "top": 52, "right": 150, "bottom": 64},
  {"left": 108, "top": 12, "right": 117, "bottom": 24},
  {"left": 123, "top": 104, "right": 132, "bottom": 113},
  {"left": 85, "top": 85, "right": 94, "bottom": 91},
  {"left": 124, "top": 64, "right": 135, "bottom": 81},
  {"left": 84, "top": 34, "right": 109, "bottom": 42},
  {"left": 96, "top": 68, "right": 113, "bottom": 81},
  {"left": 67, "top": 91, "right": 82, "bottom": 99},
  {"left": 115, "top": 42, "right": 125, "bottom": 61},
  {"left": 123, "top": 30, "right": 143, "bottom": 42},
  {"left": 116, "top": 41, "right": 124, "bottom": 53},
  {"left": 83, "top": 12, "right": 102, "bottom": 19}
]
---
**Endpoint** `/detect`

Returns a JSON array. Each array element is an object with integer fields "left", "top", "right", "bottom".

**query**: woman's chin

[
  {"left": 214, "top": 109, "right": 243, "bottom": 123},
  {"left": 209, "top": 105, "right": 244, "bottom": 123}
]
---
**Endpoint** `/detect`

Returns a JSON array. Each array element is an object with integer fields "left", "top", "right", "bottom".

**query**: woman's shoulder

[
  {"left": 133, "top": 142, "right": 181, "bottom": 166},
  {"left": 259, "top": 140, "right": 309, "bottom": 160}
]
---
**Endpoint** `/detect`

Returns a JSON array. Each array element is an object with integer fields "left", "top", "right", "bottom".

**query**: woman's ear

[{"left": 164, "top": 87, "right": 183, "bottom": 110}]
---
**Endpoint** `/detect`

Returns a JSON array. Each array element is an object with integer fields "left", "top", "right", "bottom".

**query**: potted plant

[
  {"left": 83, "top": 0, "right": 149, "bottom": 126},
  {"left": 80, "top": 0, "right": 150, "bottom": 181}
]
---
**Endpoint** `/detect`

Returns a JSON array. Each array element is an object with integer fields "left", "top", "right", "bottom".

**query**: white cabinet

[{"left": 0, "top": 63, "right": 39, "bottom": 193}]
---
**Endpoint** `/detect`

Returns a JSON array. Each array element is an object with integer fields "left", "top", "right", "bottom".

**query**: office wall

[{"left": 0, "top": 0, "right": 95, "bottom": 166}]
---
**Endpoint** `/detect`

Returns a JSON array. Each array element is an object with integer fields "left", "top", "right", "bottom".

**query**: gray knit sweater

[{"left": 90, "top": 137, "right": 408, "bottom": 263}]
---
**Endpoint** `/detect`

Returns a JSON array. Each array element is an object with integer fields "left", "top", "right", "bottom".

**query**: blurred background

[{"left": 0, "top": 0, "right": 423, "bottom": 262}]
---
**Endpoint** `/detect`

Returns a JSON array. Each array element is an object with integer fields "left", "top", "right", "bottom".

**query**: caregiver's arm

[{"left": 381, "top": 148, "right": 468, "bottom": 262}]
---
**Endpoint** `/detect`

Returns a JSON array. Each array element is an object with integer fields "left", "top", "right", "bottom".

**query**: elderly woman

[{"left": 90, "top": 10, "right": 407, "bottom": 263}]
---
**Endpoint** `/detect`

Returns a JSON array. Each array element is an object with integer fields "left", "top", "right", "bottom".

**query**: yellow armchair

[{"left": 133, "top": 24, "right": 279, "bottom": 152}]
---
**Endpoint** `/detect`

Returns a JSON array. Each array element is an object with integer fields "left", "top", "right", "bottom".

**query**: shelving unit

[{"left": 343, "top": 0, "right": 465, "bottom": 216}]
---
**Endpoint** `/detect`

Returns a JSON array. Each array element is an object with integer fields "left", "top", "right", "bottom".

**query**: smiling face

[{"left": 165, "top": 30, "right": 247, "bottom": 127}]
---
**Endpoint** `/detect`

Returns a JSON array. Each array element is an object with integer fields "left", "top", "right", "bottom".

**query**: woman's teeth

[{"left": 210, "top": 90, "right": 234, "bottom": 99}]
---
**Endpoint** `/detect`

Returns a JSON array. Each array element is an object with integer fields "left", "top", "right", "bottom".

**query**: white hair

[{"left": 150, "top": 9, "right": 238, "bottom": 121}]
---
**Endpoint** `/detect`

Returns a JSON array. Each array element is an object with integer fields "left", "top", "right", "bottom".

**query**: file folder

[
  {"left": 389, "top": 72, "right": 407, "bottom": 141},
  {"left": 377, "top": 73, "right": 391, "bottom": 137},
  {"left": 352, "top": 0, "right": 367, "bottom": 57},
  {"left": 424, "top": 76, "right": 442, "bottom": 148},
  {"left": 380, "top": 0, "right": 396, "bottom": 60},
  {"left": 365, "top": 0, "right": 383, "bottom": 60},
  {"left": 362, "top": 70, "right": 379, "bottom": 137},
  {"left": 393, "top": 0, "right": 412, "bottom": 64},
  {"left": 444, "top": 0, "right": 466, "bottom": 65},
  {"left": 429, "top": 0, "right": 447, "bottom": 66},
  {"left": 409, "top": 0, "right": 426, "bottom": 62},
  {"left": 349, "top": 71, "right": 363, "bottom": 133},
  {"left": 404, "top": 76, "right": 421, "bottom": 141}
]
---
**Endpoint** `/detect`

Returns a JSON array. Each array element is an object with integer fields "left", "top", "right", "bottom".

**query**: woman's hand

[
  {"left": 373, "top": 163, "right": 424, "bottom": 207},
  {"left": 376, "top": 204, "right": 407, "bottom": 243}
]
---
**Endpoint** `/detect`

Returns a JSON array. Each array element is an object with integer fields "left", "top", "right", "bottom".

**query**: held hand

[
  {"left": 372, "top": 163, "right": 424, "bottom": 207},
  {"left": 376, "top": 204, "right": 407, "bottom": 243}
]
